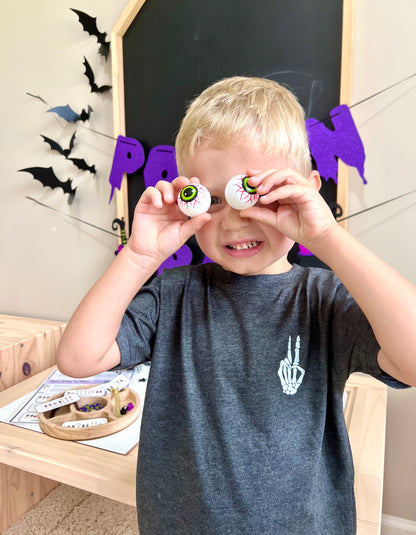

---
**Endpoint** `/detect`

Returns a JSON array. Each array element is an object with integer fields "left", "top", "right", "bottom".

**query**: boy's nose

[{"left": 220, "top": 205, "right": 249, "bottom": 231}]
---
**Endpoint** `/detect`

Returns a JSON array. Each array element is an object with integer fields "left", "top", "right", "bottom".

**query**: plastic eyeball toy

[
  {"left": 224, "top": 175, "right": 259, "bottom": 210},
  {"left": 177, "top": 183, "right": 211, "bottom": 217}
]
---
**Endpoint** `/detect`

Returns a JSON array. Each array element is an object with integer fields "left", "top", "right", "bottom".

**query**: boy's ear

[{"left": 308, "top": 170, "right": 321, "bottom": 191}]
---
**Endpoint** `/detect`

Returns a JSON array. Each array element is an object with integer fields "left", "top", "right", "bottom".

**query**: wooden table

[
  {"left": 0, "top": 315, "right": 66, "bottom": 533},
  {"left": 0, "top": 367, "right": 138, "bottom": 507},
  {"left": 0, "top": 367, "right": 386, "bottom": 535}
]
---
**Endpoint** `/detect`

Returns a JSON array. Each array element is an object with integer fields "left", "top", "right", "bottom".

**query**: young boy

[{"left": 57, "top": 77, "right": 416, "bottom": 535}]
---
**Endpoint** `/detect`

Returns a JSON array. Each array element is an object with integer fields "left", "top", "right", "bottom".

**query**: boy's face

[{"left": 181, "top": 144, "right": 296, "bottom": 276}]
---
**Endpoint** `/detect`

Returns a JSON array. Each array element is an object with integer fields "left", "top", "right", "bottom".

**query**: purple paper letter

[
  {"left": 306, "top": 105, "right": 366, "bottom": 184},
  {"left": 143, "top": 145, "right": 178, "bottom": 187},
  {"left": 109, "top": 135, "right": 145, "bottom": 203},
  {"left": 157, "top": 244, "right": 193, "bottom": 275}
]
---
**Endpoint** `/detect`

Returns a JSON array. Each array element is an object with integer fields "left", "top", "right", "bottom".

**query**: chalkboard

[{"left": 112, "top": 0, "right": 352, "bottom": 268}]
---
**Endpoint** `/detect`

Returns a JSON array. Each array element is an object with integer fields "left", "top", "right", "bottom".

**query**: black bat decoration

[
  {"left": 71, "top": 8, "right": 110, "bottom": 60},
  {"left": 41, "top": 132, "right": 76, "bottom": 158},
  {"left": 19, "top": 167, "right": 77, "bottom": 198},
  {"left": 83, "top": 57, "right": 111, "bottom": 94},
  {"left": 68, "top": 158, "right": 96, "bottom": 175},
  {"left": 47, "top": 104, "right": 93, "bottom": 123},
  {"left": 41, "top": 133, "right": 96, "bottom": 174},
  {"left": 28, "top": 93, "right": 93, "bottom": 124}
]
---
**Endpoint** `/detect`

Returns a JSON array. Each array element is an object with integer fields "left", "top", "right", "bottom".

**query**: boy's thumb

[{"left": 180, "top": 213, "right": 211, "bottom": 241}]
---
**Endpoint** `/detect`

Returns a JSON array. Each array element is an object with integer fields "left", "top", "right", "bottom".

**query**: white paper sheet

[{"left": 0, "top": 364, "right": 150, "bottom": 455}]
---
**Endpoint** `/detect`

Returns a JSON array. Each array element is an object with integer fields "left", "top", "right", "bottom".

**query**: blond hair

[{"left": 175, "top": 76, "right": 311, "bottom": 176}]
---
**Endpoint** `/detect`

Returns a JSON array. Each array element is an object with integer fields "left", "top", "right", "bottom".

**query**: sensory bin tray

[{"left": 38, "top": 384, "right": 140, "bottom": 441}]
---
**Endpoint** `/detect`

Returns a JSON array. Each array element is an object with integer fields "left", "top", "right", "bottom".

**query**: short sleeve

[
  {"left": 115, "top": 277, "right": 161, "bottom": 369},
  {"left": 331, "top": 283, "right": 411, "bottom": 389}
]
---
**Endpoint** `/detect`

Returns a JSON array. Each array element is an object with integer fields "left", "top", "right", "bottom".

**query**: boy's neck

[{"left": 218, "top": 255, "right": 293, "bottom": 276}]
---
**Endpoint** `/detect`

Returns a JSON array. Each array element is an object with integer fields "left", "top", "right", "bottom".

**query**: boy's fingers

[
  {"left": 259, "top": 184, "right": 311, "bottom": 205},
  {"left": 250, "top": 169, "right": 307, "bottom": 195},
  {"left": 142, "top": 178, "right": 197, "bottom": 208},
  {"left": 140, "top": 186, "right": 163, "bottom": 208},
  {"left": 171, "top": 176, "right": 190, "bottom": 190},
  {"left": 249, "top": 173, "right": 286, "bottom": 195},
  {"left": 180, "top": 213, "right": 211, "bottom": 241},
  {"left": 155, "top": 180, "right": 177, "bottom": 203},
  {"left": 171, "top": 176, "right": 200, "bottom": 191}
]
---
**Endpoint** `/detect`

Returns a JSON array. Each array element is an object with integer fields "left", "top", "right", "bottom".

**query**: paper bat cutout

[
  {"left": 19, "top": 167, "right": 76, "bottom": 197},
  {"left": 83, "top": 57, "right": 111, "bottom": 94},
  {"left": 68, "top": 158, "right": 96, "bottom": 175},
  {"left": 41, "top": 133, "right": 96, "bottom": 174},
  {"left": 71, "top": 8, "right": 110, "bottom": 60},
  {"left": 47, "top": 104, "right": 93, "bottom": 123},
  {"left": 41, "top": 132, "right": 76, "bottom": 158}
]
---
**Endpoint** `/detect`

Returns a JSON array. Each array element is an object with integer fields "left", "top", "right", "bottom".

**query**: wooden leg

[{"left": 0, "top": 463, "right": 58, "bottom": 533}]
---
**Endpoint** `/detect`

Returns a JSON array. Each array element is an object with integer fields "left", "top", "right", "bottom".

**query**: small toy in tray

[{"left": 36, "top": 384, "right": 140, "bottom": 441}]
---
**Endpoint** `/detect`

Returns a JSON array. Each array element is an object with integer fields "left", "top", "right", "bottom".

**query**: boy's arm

[
  {"left": 311, "top": 225, "right": 416, "bottom": 386},
  {"left": 244, "top": 168, "right": 416, "bottom": 386},
  {"left": 56, "top": 247, "right": 159, "bottom": 377},
  {"left": 57, "top": 177, "right": 210, "bottom": 378}
]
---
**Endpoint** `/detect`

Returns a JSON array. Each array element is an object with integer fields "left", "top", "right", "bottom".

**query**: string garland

[
  {"left": 26, "top": 184, "right": 416, "bottom": 240},
  {"left": 25, "top": 70, "right": 416, "bottom": 236},
  {"left": 349, "top": 71, "right": 416, "bottom": 111},
  {"left": 26, "top": 196, "right": 119, "bottom": 237},
  {"left": 26, "top": 70, "right": 416, "bottom": 142},
  {"left": 337, "top": 188, "right": 416, "bottom": 223},
  {"left": 312, "top": 71, "right": 416, "bottom": 125}
]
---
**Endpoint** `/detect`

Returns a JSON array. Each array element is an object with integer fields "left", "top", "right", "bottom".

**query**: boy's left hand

[{"left": 241, "top": 168, "right": 338, "bottom": 251}]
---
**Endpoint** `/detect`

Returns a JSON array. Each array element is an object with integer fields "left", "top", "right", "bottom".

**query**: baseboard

[{"left": 382, "top": 514, "right": 416, "bottom": 534}]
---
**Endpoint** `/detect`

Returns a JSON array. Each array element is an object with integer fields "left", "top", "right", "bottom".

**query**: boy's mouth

[
  {"left": 223, "top": 240, "right": 263, "bottom": 258},
  {"left": 225, "top": 240, "right": 261, "bottom": 250}
]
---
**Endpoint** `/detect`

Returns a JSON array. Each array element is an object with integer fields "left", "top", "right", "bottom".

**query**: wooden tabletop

[{"left": 0, "top": 367, "right": 137, "bottom": 506}]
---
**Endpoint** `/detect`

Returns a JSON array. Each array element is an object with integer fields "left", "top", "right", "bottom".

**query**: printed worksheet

[{"left": 0, "top": 364, "right": 150, "bottom": 454}]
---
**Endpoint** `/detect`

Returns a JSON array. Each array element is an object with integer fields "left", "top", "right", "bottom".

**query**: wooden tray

[{"left": 38, "top": 385, "right": 140, "bottom": 441}]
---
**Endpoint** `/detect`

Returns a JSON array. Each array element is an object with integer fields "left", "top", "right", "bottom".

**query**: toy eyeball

[
  {"left": 177, "top": 183, "right": 211, "bottom": 217},
  {"left": 224, "top": 175, "right": 259, "bottom": 210}
]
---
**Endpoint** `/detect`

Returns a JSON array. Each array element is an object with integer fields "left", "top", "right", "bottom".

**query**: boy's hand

[
  {"left": 241, "top": 168, "right": 338, "bottom": 251},
  {"left": 125, "top": 177, "right": 211, "bottom": 269}
]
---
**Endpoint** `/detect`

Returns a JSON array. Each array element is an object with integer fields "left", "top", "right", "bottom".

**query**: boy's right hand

[{"left": 124, "top": 177, "right": 211, "bottom": 270}]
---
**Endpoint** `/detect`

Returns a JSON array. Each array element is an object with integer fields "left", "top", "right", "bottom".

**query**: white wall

[
  {"left": 0, "top": 0, "right": 130, "bottom": 321},
  {"left": 349, "top": 0, "right": 416, "bottom": 524},
  {"left": 1, "top": 0, "right": 415, "bottom": 525}
]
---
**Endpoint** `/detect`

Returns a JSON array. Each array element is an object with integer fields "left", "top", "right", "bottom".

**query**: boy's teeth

[{"left": 227, "top": 241, "right": 259, "bottom": 250}]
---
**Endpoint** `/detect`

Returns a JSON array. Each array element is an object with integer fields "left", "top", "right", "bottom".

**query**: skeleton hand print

[{"left": 278, "top": 336, "right": 305, "bottom": 395}]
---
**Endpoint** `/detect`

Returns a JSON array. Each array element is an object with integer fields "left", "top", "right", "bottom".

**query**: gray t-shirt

[{"left": 117, "top": 263, "right": 408, "bottom": 535}]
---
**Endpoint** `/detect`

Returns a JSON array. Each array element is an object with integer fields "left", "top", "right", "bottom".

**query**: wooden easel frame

[{"left": 111, "top": 0, "right": 355, "bottom": 238}]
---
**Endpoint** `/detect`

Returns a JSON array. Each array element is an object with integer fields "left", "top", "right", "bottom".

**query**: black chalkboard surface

[{"left": 121, "top": 0, "right": 345, "bottom": 268}]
